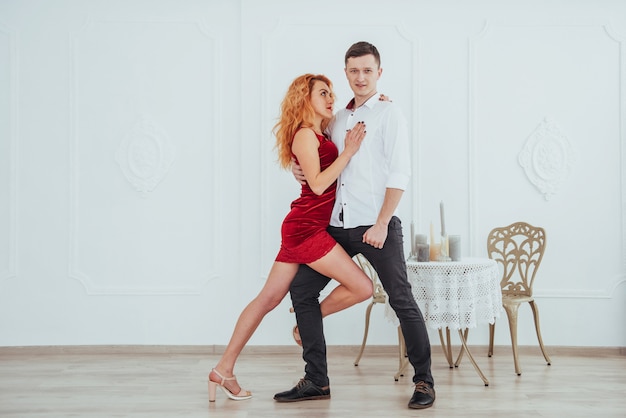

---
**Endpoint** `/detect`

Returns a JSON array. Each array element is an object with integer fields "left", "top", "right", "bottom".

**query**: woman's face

[{"left": 310, "top": 80, "right": 334, "bottom": 120}]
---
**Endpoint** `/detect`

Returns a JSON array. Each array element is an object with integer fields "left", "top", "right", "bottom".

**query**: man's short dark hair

[{"left": 345, "top": 41, "right": 381, "bottom": 67}]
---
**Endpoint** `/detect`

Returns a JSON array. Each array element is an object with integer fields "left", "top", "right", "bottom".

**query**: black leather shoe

[
  {"left": 273, "top": 378, "right": 330, "bottom": 402},
  {"left": 408, "top": 381, "right": 435, "bottom": 409}
]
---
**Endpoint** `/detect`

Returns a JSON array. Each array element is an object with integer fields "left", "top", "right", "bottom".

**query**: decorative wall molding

[
  {"left": 115, "top": 114, "right": 176, "bottom": 196},
  {"left": 0, "top": 22, "right": 18, "bottom": 284},
  {"left": 469, "top": 21, "right": 625, "bottom": 297},
  {"left": 518, "top": 117, "right": 576, "bottom": 201},
  {"left": 259, "top": 17, "right": 287, "bottom": 279},
  {"left": 468, "top": 20, "right": 490, "bottom": 257},
  {"left": 69, "top": 17, "right": 223, "bottom": 295},
  {"left": 603, "top": 24, "right": 626, "bottom": 275},
  {"left": 536, "top": 276, "right": 626, "bottom": 299},
  {"left": 400, "top": 27, "right": 423, "bottom": 235}
]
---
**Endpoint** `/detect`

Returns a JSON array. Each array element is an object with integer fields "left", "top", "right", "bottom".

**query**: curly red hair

[{"left": 273, "top": 74, "right": 334, "bottom": 168}]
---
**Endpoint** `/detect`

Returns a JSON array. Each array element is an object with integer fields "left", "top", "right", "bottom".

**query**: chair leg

[
  {"left": 503, "top": 302, "right": 522, "bottom": 375},
  {"left": 529, "top": 300, "right": 552, "bottom": 366},
  {"left": 394, "top": 326, "right": 409, "bottom": 381},
  {"left": 488, "top": 323, "right": 495, "bottom": 357},
  {"left": 354, "top": 301, "right": 375, "bottom": 366},
  {"left": 457, "top": 329, "right": 489, "bottom": 386},
  {"left": 438, "top": 327, "right": 454, "bottom": 368}
]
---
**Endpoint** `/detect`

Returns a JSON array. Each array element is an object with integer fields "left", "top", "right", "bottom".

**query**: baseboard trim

[{"left": 0, "top": 344, "right": 624, "bottom": 357}]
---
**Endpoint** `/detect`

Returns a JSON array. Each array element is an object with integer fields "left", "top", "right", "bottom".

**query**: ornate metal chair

[{"left": 486, "top": 221, "right": 552, "bottom": 375}]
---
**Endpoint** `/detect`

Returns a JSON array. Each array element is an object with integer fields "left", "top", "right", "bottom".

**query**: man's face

[{"left": 344, "top": 54, "right": 382, "bottom": 100}]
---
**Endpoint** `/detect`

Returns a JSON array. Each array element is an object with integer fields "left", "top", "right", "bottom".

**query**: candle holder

[
  {"left": 416, "top": 243, "right": 430, "bottom": 262},
  {"left": 409, "top": 233, "right": 428, "bottom": 261},
  {"left": 437, "top": 235, "right": 451, "bottom": 262}
]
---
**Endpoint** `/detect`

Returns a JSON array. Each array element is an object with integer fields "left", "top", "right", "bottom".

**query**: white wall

[{"left": 0, "top": 0, "right": 624, "bottom": 348}]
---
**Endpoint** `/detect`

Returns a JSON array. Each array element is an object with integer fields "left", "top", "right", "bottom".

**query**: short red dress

[{"left": 275, "top": 132, "right": 338, "bottom": 264}]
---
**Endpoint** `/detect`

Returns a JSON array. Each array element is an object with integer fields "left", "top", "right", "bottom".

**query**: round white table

[{"left": 391, "top": 258, "right": 502, "bottom": 385}]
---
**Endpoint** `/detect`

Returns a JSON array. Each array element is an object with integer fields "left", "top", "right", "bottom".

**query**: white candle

[
  {"left": 449, "top": 235, "right": 461, "bottom": 261},
  {"left": 440, "top": 201, "right": 446, "bottom": 237}
]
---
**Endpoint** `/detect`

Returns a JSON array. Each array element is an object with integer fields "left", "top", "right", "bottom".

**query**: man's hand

[
  {"left": 291, "top": 157, "right": 306, "bottom": 185},
  {"left": 362, "top": 223, "right": 388, "bottom": 249}
]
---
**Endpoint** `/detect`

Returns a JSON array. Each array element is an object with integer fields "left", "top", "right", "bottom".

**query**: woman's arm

[{"left": 291, "top": 124, "right": 365, "bottom": 195}]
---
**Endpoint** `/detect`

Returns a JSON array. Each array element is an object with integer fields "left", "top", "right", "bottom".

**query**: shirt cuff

[{"left": 386, "top": 172, "right": 410, "bottom": 190}]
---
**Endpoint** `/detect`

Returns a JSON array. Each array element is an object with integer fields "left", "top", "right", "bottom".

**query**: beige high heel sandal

[
  {"left": 289, "top": 307, "right": 302, "bottom": 347},
  {"left": 208, "top": 368, "right": 252, "bottom": 402},
  {"left": 292, "top": 325, "right": 302, "bottom": 347}
]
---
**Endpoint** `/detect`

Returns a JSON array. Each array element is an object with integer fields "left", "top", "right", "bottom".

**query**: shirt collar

[{"left": 345, "top": 93, "right": 379, "bottom": 111}]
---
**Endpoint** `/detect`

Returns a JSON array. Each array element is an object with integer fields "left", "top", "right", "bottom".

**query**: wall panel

[
  {"left": 0, "top": 22, "right": 17, "bottom": 284},
  {"left": 69, "top": 18, "right": 222, "bottom": 294},
  {"left": 471, "top": 23, "right": 623, "bottom": 297}
]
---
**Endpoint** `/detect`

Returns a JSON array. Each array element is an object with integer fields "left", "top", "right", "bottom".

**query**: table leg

[
  {"left": 457, "top": 328, "right": 489, "bottom": 386},
  {"left": 438, "top": 328, "right": 454, "bottom": 368},
  {"left": 454, "top": 328, "right": 469, "bottom": 367}
]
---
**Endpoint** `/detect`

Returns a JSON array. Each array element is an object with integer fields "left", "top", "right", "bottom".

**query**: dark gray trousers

[{"left": 289, "top": 216, "right": 434, "bottom": 387}]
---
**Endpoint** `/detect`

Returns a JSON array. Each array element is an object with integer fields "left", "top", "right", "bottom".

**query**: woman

[{"left": 208, "top": 74, "right": 374, "bottom": 402}]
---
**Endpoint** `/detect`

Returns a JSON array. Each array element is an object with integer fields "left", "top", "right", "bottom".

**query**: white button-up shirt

[{"left": 328, "top": 95, "right": 411, "bottom": 228}]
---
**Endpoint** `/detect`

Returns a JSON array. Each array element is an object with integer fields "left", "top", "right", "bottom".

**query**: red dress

[{"left": 275, "top": 132, "right": 338, "bottom": 264}]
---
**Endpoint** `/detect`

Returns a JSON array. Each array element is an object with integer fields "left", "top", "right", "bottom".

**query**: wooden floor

[{"left": 1, "top": 344, "right": 625, "bottom": 417}]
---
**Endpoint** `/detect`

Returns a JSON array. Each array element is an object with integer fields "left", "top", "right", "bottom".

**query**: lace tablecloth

[{"left": 386, "top": 258, "right": 502, "bottom": 330}]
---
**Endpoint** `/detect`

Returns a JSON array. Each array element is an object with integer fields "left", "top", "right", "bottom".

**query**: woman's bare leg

[
  {"left": 308, "top": 244, "right": 373, "bottom": 317},
  {"left": 211, "top": 261, "right": 298, "bottom": 393}
]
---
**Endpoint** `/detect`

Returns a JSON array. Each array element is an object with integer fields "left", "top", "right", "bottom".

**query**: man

[{"left": 273, "top": 41, "right": 435, "bottom": 410}]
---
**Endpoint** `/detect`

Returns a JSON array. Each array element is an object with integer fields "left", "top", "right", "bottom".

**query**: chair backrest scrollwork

[{"left": 487, "top": 222, "right": 546, "bottom": 297}]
